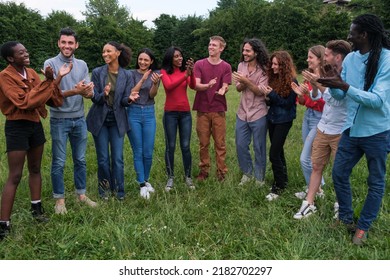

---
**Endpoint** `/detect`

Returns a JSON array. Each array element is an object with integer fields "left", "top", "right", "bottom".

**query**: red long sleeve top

[{"left": 161, "top": 68, "right": 196, "bottom": 112}]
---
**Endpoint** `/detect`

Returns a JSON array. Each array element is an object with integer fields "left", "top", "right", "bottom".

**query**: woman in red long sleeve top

[{"left": 160, "top": 46, "right": 196, "bottom": 191}]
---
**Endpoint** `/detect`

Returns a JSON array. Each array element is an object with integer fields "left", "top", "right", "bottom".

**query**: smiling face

[
  {"left": 271, "top": 57, "right": 280, "bottom": 74},
  {"left": 102, "top": 43, "right": 120, "bottom": 65},
  {"left": 58, "top": 35, "right": 78, "bottom": 58},
  {"left": 347, "top": 23, "right": 365, "bottom": 52},
  {"left": 208, "top": 39, "right": 224, "bottom": 58},
  {"left": 172, "top": 50, "right": 183, "bottom": 68},
  {"left": 137, "top": 52, "right": 153, "bottom": 71},
  {"left": 9, "top": 43, "right": 30, "bottom": 67},
  {"left": 306, "top": 50, "right": 321, "bottom": 71},
  {"left": 242, "top": 43, "right": 256, "bottom": 63}
]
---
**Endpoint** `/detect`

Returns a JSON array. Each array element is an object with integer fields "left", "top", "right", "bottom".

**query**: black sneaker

[
  {"left": 0, "top": 221, "right": 11, "bottom": 241},
  {"left": 31, "top": 202, "right": 49, "bottom": 223}
]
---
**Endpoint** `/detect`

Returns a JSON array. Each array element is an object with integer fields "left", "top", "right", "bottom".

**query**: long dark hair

[
  {"left": 240, "top": 38, "right": 269, "bottom": 73},
  {"left": 161, "top": 46, "right": 186, "bottom": 74},
  {"left": 135, "top": 48, "right": 159, "bottom": 71},
  {"left": 352, "top": 14, "right": 390, "bottom": 90},
  {"left": 106, "top": 41, "right": 132, "bottom": 68}
]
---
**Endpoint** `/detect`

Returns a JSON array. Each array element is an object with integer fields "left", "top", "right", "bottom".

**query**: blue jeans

[
  {"left": 163, "top": 111, "right": 192, "bottom": 178},
  {"left": 236, "top": 115, "right": 267, "bottom": 181},
  {"left": 332, "top": 129, "right": 390, "bottom": 231},
  {"left": 93, "top": 118, "right": 125, "bottom": 199},
  {"left": 127, "top": 104, "right": 156, "bottom": 184},
  {"left": 50, "top": 117, "right": 87, "bottom": 198},
  {"left": 300, "top": 108, "right": 323, "bottom": 186}
]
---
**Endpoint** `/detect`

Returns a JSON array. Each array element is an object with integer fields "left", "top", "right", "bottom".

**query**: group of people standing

[{"left": 0, "top": 13, "right": 389, "bottom": 247}]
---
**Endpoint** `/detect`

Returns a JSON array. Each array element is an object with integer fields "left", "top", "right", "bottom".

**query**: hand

[
  {"left": 186, "top": 58, "right": 194, "bottom": 76},
  {"left": 302, "top": 70, "right": 319, "bottom": 86},
  {"left": 58, "top": 62, "right": 73, "bottom": 77},
  {"left": 208, "top": 77, "right": 217, "bottom": 89},
  {"left": 232, "top": 71, "right": 246, "bottom": 84},
  {"left": 151, "top": 72, "right": 162, "bottom": 84},
  {"left": 42, "top": 65, "right": 54, "bottom": 80},
  {"left": 141, "top": 69, "right": 152, "bottom": 82},
  {"left": 291, "top": 82, "right": 309, "bottom": 97},
  {"left": 104, "top": 82, "right": 111, "bottom": 96},
  {"left": 259, "top": 84, "right": 272, "bottom": 96},
  {"left": 317, "top": 66, "right": 349, "bottom": 91},
  {"left": 217, "top": 86, "right": 228, "bottom": 96},
  {"left": 129, "top": 90, "right": 139, "bottom": 102},
  {"left": 75, "top": 80, "right": 94, "bottom": 96}
]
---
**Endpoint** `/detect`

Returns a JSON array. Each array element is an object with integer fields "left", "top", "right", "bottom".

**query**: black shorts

[{"left": 5, "top": 120, "right": 46, "bottom": 152}]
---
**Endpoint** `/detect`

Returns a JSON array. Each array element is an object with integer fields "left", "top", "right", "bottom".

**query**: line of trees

[{"left": 1, "top": 0, "right": 388, "bottom": 71}]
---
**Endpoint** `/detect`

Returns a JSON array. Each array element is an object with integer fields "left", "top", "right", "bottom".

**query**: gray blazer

[{"left": 86, "top": 65, "right": 133, "bottom": 137}]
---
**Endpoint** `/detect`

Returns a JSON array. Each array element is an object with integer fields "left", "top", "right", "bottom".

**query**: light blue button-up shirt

[
  {"left": 329, "top": 48, "right": 390, "bottom": 137},
  {"left": 311, "top": 88, "right": 347, "bottom": 135}
]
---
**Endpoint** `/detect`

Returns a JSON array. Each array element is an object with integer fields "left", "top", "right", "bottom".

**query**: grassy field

[{"left": 0, "top": 85, "right": 389, "bottom": 260}]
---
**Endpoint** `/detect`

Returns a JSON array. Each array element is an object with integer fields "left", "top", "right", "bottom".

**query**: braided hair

[{"left": 352, "top": 14, "right": 390, "bottom": 90}]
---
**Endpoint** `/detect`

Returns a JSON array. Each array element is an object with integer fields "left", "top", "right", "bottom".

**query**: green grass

[{"left": 0, "top": 85, "right": 389, "bottom": 260}]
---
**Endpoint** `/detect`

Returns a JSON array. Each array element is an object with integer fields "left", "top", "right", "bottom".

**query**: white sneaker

[
  {"left": 294, "top": 186, "right": 308, "bottom": 199},
  {"left": 185, "top": 177, "right": 195, "bottom": 190},
  {"left": 256, "top": 180, "right": 265, "bottom": 187},
  {"left": 295, "top": 187, "right": 325, "bottom": 200},
  {"left": 293, "top": 200, "right": 317, "bottom": 219},
  {"left": 238, "top": 174, "right": 251, "bottom": 186},
  {"left": 333, "top": 201, "right": 339, "bottom": 219},
  {"left": 140, "top": 186, "right": 150, "bottom": 199},
  {"left": 265, "top": 192, "right": 279, "bottom": 201},
  {"left": 54, "top": 203, "right": 67, "bottom": 215},
  {"left": 145, "top": 182, "right": 155, "bottom": 193}
]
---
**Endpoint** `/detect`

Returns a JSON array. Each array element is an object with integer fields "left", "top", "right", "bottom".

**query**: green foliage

[{"left": 0, "top": 2, "right": 49, "bottom": 70}]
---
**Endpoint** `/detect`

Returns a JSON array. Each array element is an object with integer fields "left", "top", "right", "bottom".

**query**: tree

[
  {"left": 0, "top": 2, "right": 49, "bottom": 70},
  {"left": 153, "top": 14, "right": 179, "bottom": 62}
]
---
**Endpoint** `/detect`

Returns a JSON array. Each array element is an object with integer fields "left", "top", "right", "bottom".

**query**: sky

[{"left": 13, "top": 0, "right": 219, "bottom": 28}]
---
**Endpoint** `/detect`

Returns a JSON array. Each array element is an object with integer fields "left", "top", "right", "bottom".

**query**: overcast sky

[{"left": 14, "top": 0, "right": 219, "bottom": 27}]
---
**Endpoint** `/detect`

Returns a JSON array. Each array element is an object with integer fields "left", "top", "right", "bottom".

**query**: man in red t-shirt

[{"left": 193, "top": 35, "right": 232, "bottom": 181}]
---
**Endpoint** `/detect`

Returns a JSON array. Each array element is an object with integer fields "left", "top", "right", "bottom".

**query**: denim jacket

[
  {"left": 86, "top": 65, "right": 133, "bottom": 137},
  {"left": 266, "top": 84, "right": 297, "bottom": 124}
]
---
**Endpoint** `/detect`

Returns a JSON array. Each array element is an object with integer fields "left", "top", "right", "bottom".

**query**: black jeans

[{"left": 268, "top": 120, "right": 293, "bottom": 193}]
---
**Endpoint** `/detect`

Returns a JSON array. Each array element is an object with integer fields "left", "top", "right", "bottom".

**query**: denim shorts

[{"left": 5, "top": 119, "right": 46, "bottom": 152}]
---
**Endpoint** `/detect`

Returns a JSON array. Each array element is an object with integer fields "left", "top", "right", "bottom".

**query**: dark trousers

[{"left": 268, "top": 121, "right": 293, "bottom": 193}]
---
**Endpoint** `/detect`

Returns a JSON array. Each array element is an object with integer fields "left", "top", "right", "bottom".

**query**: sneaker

[
  {"left": 54, "top": 203, "right": 67, "bottom": 215},
  {"left": 333, "top": 202, "right": 339, "bottom": 219},
  {"left": 255, "top": 180, "right": 265, "bottom": 187},
  {"left": 265, "top": 192, "right": 279, "bottom": 201},
  {"left": 0, "top": 221, "right": 11, "bottom": 241},
  {"left": 295, "top": 187, "right": 325, "bottom": 200},
  {"left": 185, "top": 177, "right": 196, "bottom": 190},
  {"left": 165, "top": 178, "right": 173, "bottom": 189},
  {"left": 293, "top": 200, "right": 317, "bottom": 219},
  {"left": 140, "top": 186, "right": 150, "bottom": 199},
  {"left": 31, "top": 202, "right": 49, "bottom": 223},
  {"left": 196, "top": 171, "right": 209, "bottom": 181},
  {"left": 145, "top": 182, "right": 155, "bottom": 193},
  {"left": 238, "top": 174, "right": 251, "bottom": 186},
  {"left": 316, "top": 190, "right": 325, "bottom": 199},
  {"left": 78, "top": 196, "right": 97, "bottom": 208},
  {"left": 352, "top": 229, "right": 368, "bottom": 246}
]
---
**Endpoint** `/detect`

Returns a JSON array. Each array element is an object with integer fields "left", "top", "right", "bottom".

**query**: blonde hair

[{"left": 210, "top": 35, "right": 226, "bottom": 48}]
